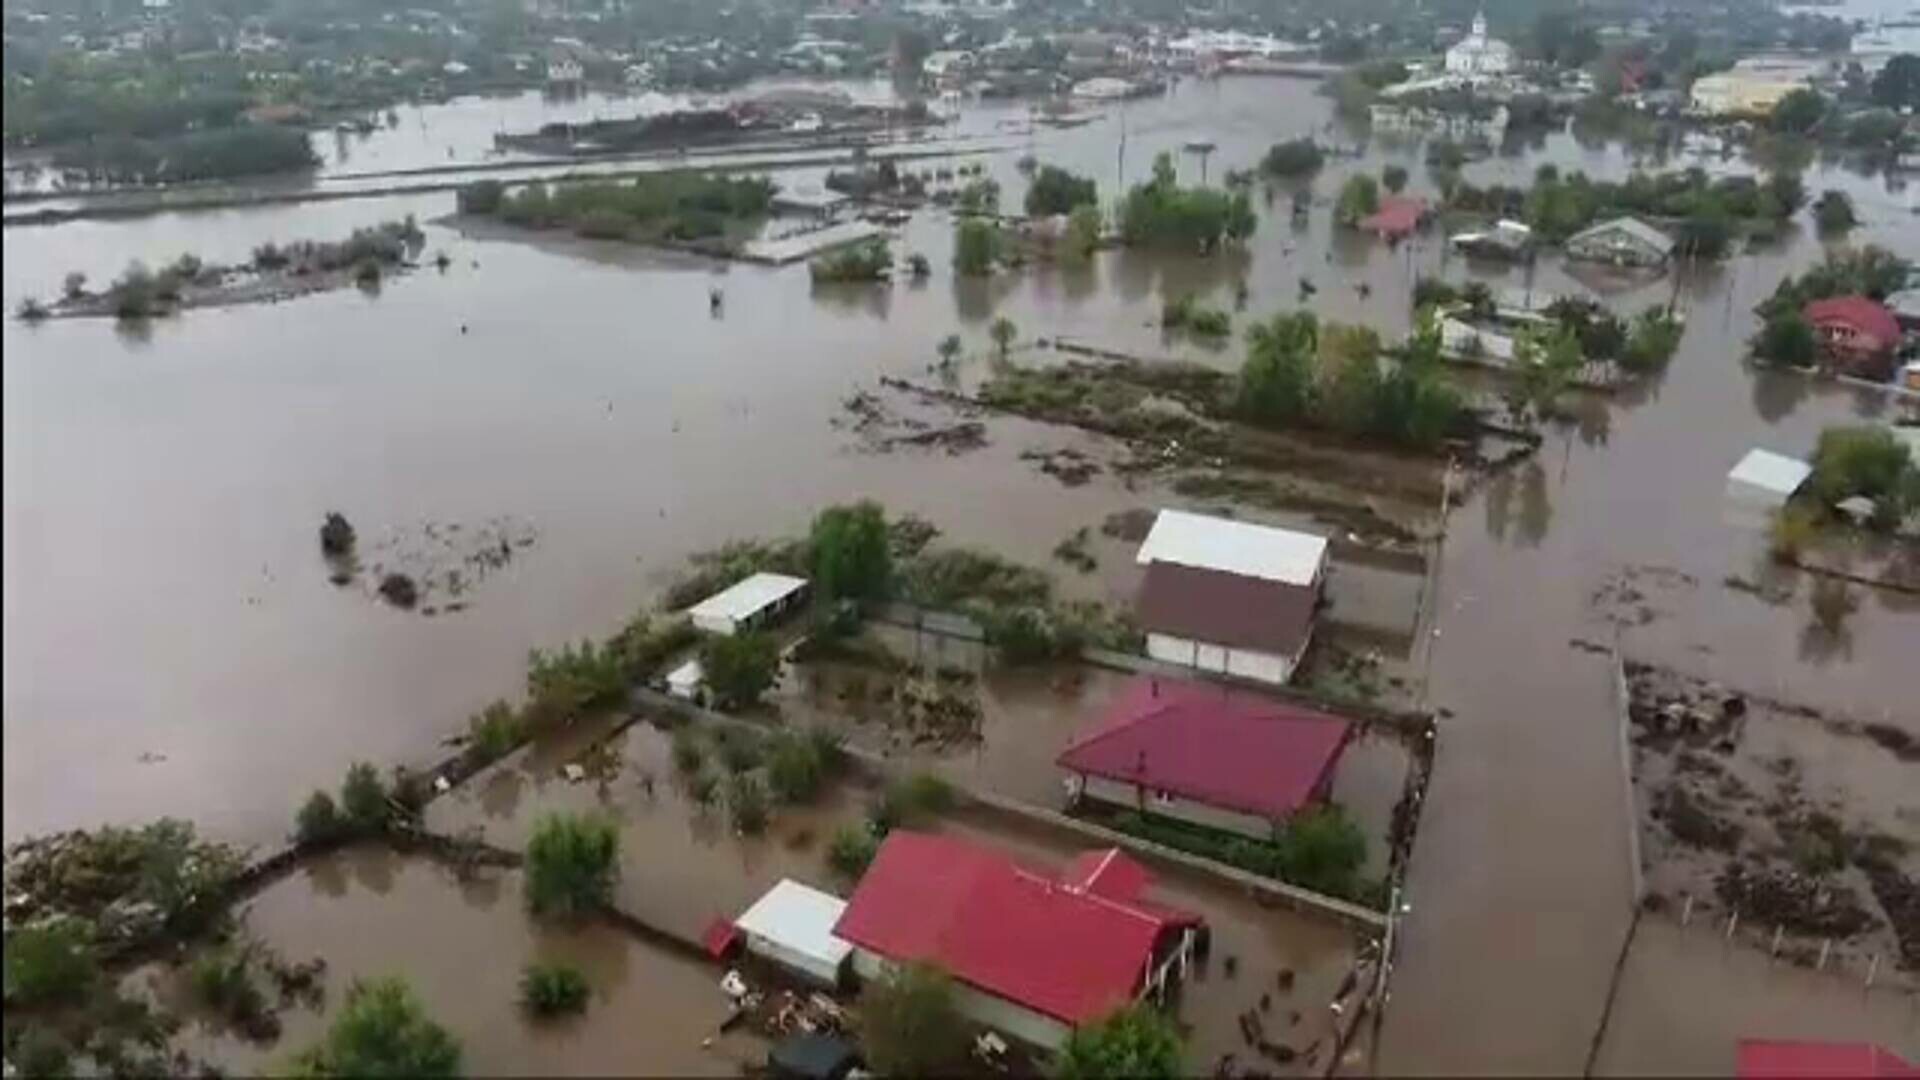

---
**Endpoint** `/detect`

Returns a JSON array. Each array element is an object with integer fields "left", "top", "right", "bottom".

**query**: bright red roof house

[
  {"left": 831, "top": 831, "right": 1203, "bottom": 1050},
  {"left": 1737, "top": 1039, "right": 1917, "bottom": 1078},
  {"left": 1360, "top": 196, "right": 1428, "bottom": 241},
  {"left": 1804, "top": 296, "right": 1902, "bottom": 381},
  {"left": 1057, "top": 676, "right": 1352, "bottom": 841}
]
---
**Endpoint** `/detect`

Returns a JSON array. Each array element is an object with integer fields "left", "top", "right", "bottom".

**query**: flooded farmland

[{"left": 6, "top": 71, "right": 1918, "bottom": 1073}]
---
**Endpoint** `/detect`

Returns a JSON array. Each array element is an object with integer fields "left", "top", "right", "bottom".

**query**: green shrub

[
  {"left": 339, "top": 762, "right": 389, "bottom": 834},
  {"left": 524, "top": 813, "right": 620, "bottom": 918},
  {"left": 713, "top": 726, "right": 764, "bottom": 774},
  {"left": 526, "top": 640, "right": 627, "bottom": 724},
  {"left": 670, "top": 728, "right": 705, "bottom": 774},
  {"left": 1058, "top": 1005, "right": 1185, "bottom": 1079},
  {"left": 519, "top": 962, "right": 590, "bottom": 1017},
  {"left": 3, "top": 919, "right": 95, "bottom": 1007},
  {"left": 190, "top": 947, "right": 267, "bottom": 1024},
  {"left": 295, "top": 791, "right": 343, "bottom": 844},
  {"left": 870, "top": 772, "right": 954, "bottom": 835},
  {"left": 467, "top": 701, "right": 525, "bottom": 764},
  {"left": 765, "top": 730, "right": 833, "bottom": 804},
  {"left": 291, "top": 976, "right": 460, "bottom": 1077},
  {"left": 826, "top": 824, "right": 879, "bottom": 878},
  {"left": 700, "top": 632, "right": 780, "bottom": 710},
  {"left": 686, "top": 770, "right": 719, "bottom": 807},
  {"left": 727, "top": 774, "right": 770, "bottom": 835}
]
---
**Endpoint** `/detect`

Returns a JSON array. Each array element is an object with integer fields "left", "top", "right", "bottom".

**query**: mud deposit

[{"left": 1626, "top": 661, "right": 1919, "bottom": 983}]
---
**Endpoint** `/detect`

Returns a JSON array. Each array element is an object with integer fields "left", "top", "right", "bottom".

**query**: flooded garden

[{"left": 6, "top": 68, "right": 1918, "bottom": 1075}]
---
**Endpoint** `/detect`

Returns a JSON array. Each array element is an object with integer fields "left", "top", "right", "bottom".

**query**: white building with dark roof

[{"left": 1445, "top": 12, "right": 1513, "bottom": 78}]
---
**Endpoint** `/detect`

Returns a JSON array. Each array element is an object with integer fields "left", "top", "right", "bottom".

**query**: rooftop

[
  {"left": 832, "top": 832, "right": 1198, "bottom": 1025},
  {"left": 1727, "top": 448, "right": 1812, "bottom": 498},
  {"left": 1135, "top": 508, "right": 1327, "bottom": 588},
  {"left": 734, "top": 878, "right": 853, "bottom": 971},
  {"left": 1736, "top": 1040, "right": 1917, "bottom": 1078},
  {"left": 1135, "top": 561, "right": 1317, "bottom": 656},
  {"left": 687, "top": 571, "right": 809, "bottom": 623},
  {"left": 1057, "top": 677, "right": 1351, "bottom": 820},
  {"left": 1569, "top": 215, "right": 1675, "bottom": 254},
  {"left": 1804, "top": 295, "right": 1901, "bottom": 344}
]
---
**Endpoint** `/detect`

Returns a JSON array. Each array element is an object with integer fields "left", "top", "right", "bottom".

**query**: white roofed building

[
  {"left": 733, "top": 879, "right": 853, "bottom": 987},
  {"left": 1725, "top": 448, "right": 1812, "bottom": 530},
  {"left": 687, "top": 572, "right": 809, "bottom": 636},
  {"left": 1445, "top": 12, "right": 1514, "bottom": 78},
  {"left": 1133, "top": 510, "right": 1328, "bottom": 686}
]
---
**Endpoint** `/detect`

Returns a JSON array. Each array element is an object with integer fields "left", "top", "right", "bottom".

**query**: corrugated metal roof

[
  {"left": 1737, "top": 1040, "right": 1917, "bottom": 1078},
  {"left": 1135, "top": 561, "right": 1316, "bottom": 655},
  {"left": 735, "top": 879, "right": 853, "bottom": 969},
  {"left": 1727, "top": 448, "right": 1812, "bottom": 499},
  {"left": 688, "top": 572, "right": 808, "bottom": 623},
  {"left": 1135, "top": 509, "right": 1327, "bottom": 587},
  {"left": 1568, "top": 216, "right": 1675, "bottom": 255}
]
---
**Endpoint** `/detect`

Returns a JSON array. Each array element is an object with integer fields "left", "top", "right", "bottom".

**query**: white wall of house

[
  {"left": 745, "top": 933, "right": 845, "bottom": 987},
  {"left": 1080, "top": 774, "right": 1278, "bottom": 840},
  {"left": 1146, "top": 632, "right": 1297, "bottom": 685},
  {"left": 852, "top": 949, "right": 1072, "bottom": 1050}
]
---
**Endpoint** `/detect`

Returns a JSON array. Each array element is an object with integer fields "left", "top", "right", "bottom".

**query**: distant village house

[
  {"left": 1803, "top": 296, "right": 1901, "bottom": 382},
  {"left": 1564, "top": 217, "right": 1675, "bottom": 269}
]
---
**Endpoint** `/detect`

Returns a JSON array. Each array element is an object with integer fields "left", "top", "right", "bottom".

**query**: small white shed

[
  {"left": 688, "top": 573, "right": 810, "bottom": 636},
  {"left": 1725, "top": 448, "right": 1812, "bottom": 529},
  {"left": 666, "top": 657, "right": 704, "bottom": 700},
  {"left": 734, "top": 879, "right": 853, "bottom": 987}
]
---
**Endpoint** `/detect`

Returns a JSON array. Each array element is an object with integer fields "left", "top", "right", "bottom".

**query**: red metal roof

[
  {"left": 1804, "top": 296, "right": 1900, "bottom": 346},
  {"left": 1737, "top": 1040, "right": 1917, "bottom": 1078},
  {"left": 831, "top": 832, "right": 1197, "bottom": 1025},
  {"left": 1361, "top": 196, "right": 1427, "bottom": 238},
  {"left": 1056, "top": 677, "right": 1352, "bottom": 821}
]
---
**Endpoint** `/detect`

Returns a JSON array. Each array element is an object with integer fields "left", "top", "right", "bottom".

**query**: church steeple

[{"left": 1471, "top": 9, "right": 1487, "bottom": 38}]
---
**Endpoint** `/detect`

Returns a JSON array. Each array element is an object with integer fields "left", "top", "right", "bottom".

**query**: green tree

[
  {"left": 291, "top": 977, "right": 461, "bottom": 1077},
  {"left": 1769, "top": 88, "right": 1826, "bottom": 134},
  {"left": 524, "top": 813, "right": 620, "bottom": 918},
  {"left": 827, "top": 824, "right": 879, "bottom": 877},
  {"left": 1620, "top": 309, "right": 1684, "bottom": 373},
  {"left": 1871, "top": 53, "right": 1920, "bottom": 109},
  {"left": 4, "top": 919, "right": 95, "bottom": 1007},
  {"left": 700, "top": 631, "right": 780, "bottom": 709},
  {"left": 1260, "top": 138, "right": 1324, "bottom": 177},
  {"left": 990, "top": 316, "right": 1018, "bottom": 357},
  {"left": 1334, "top": 174, "right": 1380, "bottom": 226},
  {"left": 1754, "top": 310, "right": 1817, "bottom": 368},
  {"left": 1057, "top": 1005, "right": 1185, "bottom": 1079},
  {"left": 936, "top": 333, "right": 962, "bottom": 369},
  {"left": 953, "top": 218, "right": 999, "bottom": 276},
  {"left": 861, "top": 962, "right": 967, "bottom": 1077},
  {"left": 1762, "top": 171, "right": 1806, "bottom": 219},
  {"left": 1812, "top": 190, "right": 1856, "bottom": 233},
  {"left": 1809, "top": 426, "right": 1915, "bottom": 515},
  {"left": 727, "top": 773, "right": 770, "bottom": 834},
  {"left": 340, "top": 762, "right": 389, "bottom": 834},
  {"left": 1065, "top": 203, "right": 1103, "bottom": 260},
  {"left": 810, "top": 500, "right": 892, "bottom": 606},
  {"left": 1024, "top": 165, "right": 1098, "bottom": 216},
  {"left": 1511, "top": 326, "right": 1584, "bottom": 421},
  {"left": 295, "top": 790, "right": 343, "bottom": 844},
  {"left": 1274, "top": 805, "right": 1369, "bottom": 898},
  {"left": 1381, "top": 164, "right": 1409, "bottom": 194},
  {"left": 1239, "top": 313, "right": 1319, "bottom": 425}
]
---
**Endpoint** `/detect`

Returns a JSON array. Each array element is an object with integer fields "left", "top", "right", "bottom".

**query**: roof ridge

[{"left": 1058, "top": 694, "right": 1186, "bottom": 757}]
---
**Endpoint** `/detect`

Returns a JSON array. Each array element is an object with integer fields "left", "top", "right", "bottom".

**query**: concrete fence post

[
  {"left": 1818, "top": 939, "right": 1831, "bottom": 971},
  {"left": 1725, "top": 911, "right": 1739, "bottom": 941},
  {"left": 1680, "top": 894, "right": 1693, "bottom": 928},
  {"left": 1865, "top": 954, "right": 1879, "bottom": 990},
  {"left": 1769, "top": 925, "right": 1783, "bottom": 959}
]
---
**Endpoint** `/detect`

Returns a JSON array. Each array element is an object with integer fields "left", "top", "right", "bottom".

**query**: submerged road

[{"left": 1377, "top": 236, "right": 1920, "bottom": 1071}]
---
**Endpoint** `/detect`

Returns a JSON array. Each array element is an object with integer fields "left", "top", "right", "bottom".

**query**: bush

[
  {"left": 826, "top": 824, "right": 879, "bottom": 878},
  {"left": 701, "top": 632, "right": 780, "bottom": 710},
  {"left": 16, "top": 297, "right": 49, "bottom": 321},
  {"left": 670, "top": 728, "right": 705, "bottom": 774},
  {"left": 340, "top": 762, "right": 390, "bottom": 835},
  {"left": 1335, "top": 174, "right": 1380, "bottom": 225},
  {"left": 1260, "top": 138, "right": 1324, "bottom": 177},
  {"left": 1066, "top": 203, "right": 1103, "bottom": 260},
  {"left": 1118, "top": 153, "right": 1255, "bottom": 252},
  {"left": 1809, "top": 425, "right": 1915, "bottom": 515},
  {"left": 457, "top": 179, "right": 507, "bottom": 214},
  {"left": 524, "top": 813, "right": 620, "bottom": 917},
  {"left": 1057, "top": 1005, "right": 1185, "bottom": 1079},
  {"left": 1024, "top": 165, "right": 1098, "bottom": 216},
  {"left": 870, "top": 772, "right": 954, "bottom": 835},
  {"left": 526, "top": 640, "right": 627, "bottom": 724},
  {"left": 714, "top": 726, "right": 765, "bottom": 773},
  {"left": 466, "top": 701, "right": 525, "bottom": 765},
  {"left": 953, "top": 218, "right": 1001, "bottom": 275},
  {"left": 4, "top": 919, "right": 95, "bottom": 1006},
  {"left": 1753, "top": 310, "right": 1817, "bottom": 369},
  {"left": 295, "top": 791, "right": 343, "bottom": 844},
  {"left": 686, "top": 770, "right": 719, "bottom": 807},
  {"left": 291, "top": 977, "right": 460, "bottom": 1077},
  {"left": 727, "top": 774, "right": 770, "bottom": 835},
  {"left": 1382, "top": 164, "right": 1409, "bottom": 194},
  {"left": 810, "top": 501, "right": 893, "bottom": 606},
  {"left": 109, "top": 261, "right": 160, "bottom": 319},
  {"left": 810, "top": 238, "right": 892, "bottom": 283},
  {"left": 1812, "top": 190, "right": 1856, "bottom": 233},
  {"left": 519, "top": 963, "right": 590, "bottom": 1017},
  {"left": 764, "top": 728, "right": 841, "bottom": 804},
  {"left": 1105, "top": 804, "right": 1375, "bottom": 905},
  {"left": 1770, "top": 505, "right": 1821, "bottom": 560},
  {"left": 861, "top": 962, "right": 967, "bottom": 1076},
  {"left": 190, "top": 947, "right": 266, "bottom": 1021},
  {"left": 1619, "top": 309, "right": 1684, "bottom": 373}
]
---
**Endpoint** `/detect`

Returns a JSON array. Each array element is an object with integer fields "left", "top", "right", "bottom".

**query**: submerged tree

[
  {"left": 861, "top": 962, "right": 967, "bottom": 1077},
  {"left": 523, "top": 813, "right": 620, "bottom": 918},
  {"left": 1057, "top": 1006, "right": 1186, "bottom": 1079},
  {"left": 290, "top": 977, "right": 461, "bottom": 1077},
  {"left": 809, "top": 501, "right": 892, "bottom": 607}
]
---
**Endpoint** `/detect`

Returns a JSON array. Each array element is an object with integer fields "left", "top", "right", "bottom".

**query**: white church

[{"left": 1445, "top": 11, "right": 1514, "bottom": 77}]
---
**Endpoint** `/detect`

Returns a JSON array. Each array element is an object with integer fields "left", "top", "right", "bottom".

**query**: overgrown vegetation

[
  {"left": 764, "top": 727, "right": 846, "bottom": 804},
  {"left": 810, "top": 238, "right": 892, "bottom": 283},
  {"left": 1162, "top": 294, "right": 1231, "bottom": 338},
  {"left": 49, "top": 125, "right": 317, "bottom": 185},
  {"left": 1057, "top": 1005, "right": 1185, "bottom": 1080},
  {"left": 289, "top": 977, "right": 460, "bottom": 1077},
  {"left": 1105, "top": 804, "right": 1378, "bottom": 906},
  {"left": 827, "top": 824, "right": 880, "bottom": 878},
  {"left": 1445, "top": 166, "right": 1812, "bottom": 255},
  {"left": 1024, "top": 165, "right": 1098, "bottom": 217},
  {"left": 860, "top": 962, "right": 968, "bottom": 1077},
  {"left": 1260, "top": 138, "right": 1324, "bottom": 178},
  {"left": 461, "top": 173, "right": 774, "bottom": 249},
  {"left": 519, "top": 963, "right": 591, "bottom": 1018},
  {"left": 953, "top": 217, "right": 1005, "bottom": 276},
  {"left": 700, "top": 632, "right": 780, "bottom": 709},
  {"left": 1117, "top": 153, "right": 1256, "bottom": 253},
  {"left": 524, "top": 813, "right": 620, "bottom": 919},
  {"left": 1238, "top": 310, "right": 1466, "bottom": 449},
  {"left": 1806, "top": 425, "right": 1920, "bottom": 531}
]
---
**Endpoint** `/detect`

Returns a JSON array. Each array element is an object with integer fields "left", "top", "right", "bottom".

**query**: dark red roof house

[
  {"left": 1057, "top": 676, "right": 1352, "bottom": 841},
  {"left": 1804, "top": 296, "right": 1902, "bottom": 381},
  {"left": 1737, "top": 1039, "right": 1917, "bottom": 1078},
  {"left": 1360, "top": 196, "right": 1428, "bottom": 242},
  {"left": 831, "top": 831, "right": 1203, "bottom": 1050}
]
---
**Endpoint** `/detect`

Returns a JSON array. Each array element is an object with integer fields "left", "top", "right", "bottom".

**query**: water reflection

[
  {"left": 1797, "top": 576, "right": 1859, "bottom": 664},
  {"left": 1750, "top": 367, "right": 1813, "bottom": 423},
  {"left": 1514, "top": 459, "right": 1553, "bottom": 548}
]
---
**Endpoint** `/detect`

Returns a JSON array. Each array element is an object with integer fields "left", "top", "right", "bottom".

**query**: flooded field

[
  {"left": 148, "top": 849, "right": 747, "bottom": 1076},
  {"left": 7, "top": 71, "right": 1920, "bottom": 1073}
]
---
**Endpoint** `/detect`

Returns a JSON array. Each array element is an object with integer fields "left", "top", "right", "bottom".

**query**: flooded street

[{"left": 6, "top": 73, "right": 1918, "bottom": 1070}]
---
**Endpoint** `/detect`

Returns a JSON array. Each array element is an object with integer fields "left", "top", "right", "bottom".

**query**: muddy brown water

[{"left": 6, "top": 74, "right": 1918, "bottom": 1072}]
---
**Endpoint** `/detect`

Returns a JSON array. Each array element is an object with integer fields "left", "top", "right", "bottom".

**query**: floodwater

[
  {"left": 152, "top": 848, "right": 745, "bottom": 1076},
  {"left": 7, "top": 72, "right": 1920, "bottom": 1071}
]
